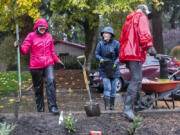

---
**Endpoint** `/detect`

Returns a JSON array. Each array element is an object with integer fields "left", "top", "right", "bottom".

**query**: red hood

[{"left": 33, "top": 18, "right": 48, "bottom": 31}]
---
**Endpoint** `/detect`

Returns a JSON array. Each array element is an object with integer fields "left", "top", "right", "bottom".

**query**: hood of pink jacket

[{"left": 33, "top": 18, "right": 49, "bottom": 31}]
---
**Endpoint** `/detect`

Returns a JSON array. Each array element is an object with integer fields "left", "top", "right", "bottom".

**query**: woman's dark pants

[{"left": 30, "top": 65, "right": 57, "bottom": 112}]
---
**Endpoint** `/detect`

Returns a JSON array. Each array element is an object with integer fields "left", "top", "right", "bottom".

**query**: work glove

[
  {"left": 148, "top": 47, "right": 157, "bottom": 56},
  {"left": 100, "top": 58, "right": 104, "bottom": 63},
  {"left": 155, "top": 54, "right": 162, "bottom": 60},
  {"left": 113, "top": 64, "right": 117, "bottom": 68}
]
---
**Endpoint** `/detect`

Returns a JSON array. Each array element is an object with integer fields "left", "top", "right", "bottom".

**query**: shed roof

[{"left": 54, "top": 40, "right": 85, "bottom": 49}]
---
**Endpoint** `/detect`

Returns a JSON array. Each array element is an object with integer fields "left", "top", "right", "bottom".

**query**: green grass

[{"left": 0, "top": 71, "right": 31, "bottom": 93}]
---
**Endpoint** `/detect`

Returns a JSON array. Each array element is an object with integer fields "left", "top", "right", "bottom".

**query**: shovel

[{"left": 77, "top": 56, "right": 100, "bottom": 117}]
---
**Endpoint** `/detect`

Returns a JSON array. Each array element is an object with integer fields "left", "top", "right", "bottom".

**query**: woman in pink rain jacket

[{"left": 14, "top": 18, "right": 64, "bottom": 114}]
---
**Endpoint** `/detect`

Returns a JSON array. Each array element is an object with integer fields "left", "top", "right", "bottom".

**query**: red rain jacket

[
  {"left": 20, "top": 18, "right": 60, "bottom": 69},
  {"left": 119, "top": 11, "right": 153, "bottom": 63}
]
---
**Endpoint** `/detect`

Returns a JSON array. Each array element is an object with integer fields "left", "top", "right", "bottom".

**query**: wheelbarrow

[
  {"left": 77, "top": 55, "right": 101, "bottom": 117},
  {"left": 139, "top": 81, "right": 180, "bottom": 110}
]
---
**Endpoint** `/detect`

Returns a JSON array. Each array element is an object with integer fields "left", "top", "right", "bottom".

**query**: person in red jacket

[
  {"left": 14, "top": 18, "right": 64, "bottom": 114},
  {"left": 119, "top": 4, "right": 156, "bottom": 121}
]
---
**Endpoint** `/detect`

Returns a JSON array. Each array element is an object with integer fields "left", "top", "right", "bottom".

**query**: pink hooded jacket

[{"left": 20, "top": 18, "right": 60, "bottom": 69}]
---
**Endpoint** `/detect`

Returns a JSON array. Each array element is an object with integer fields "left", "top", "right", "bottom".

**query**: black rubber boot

[
  {"left": 110, "top": 97, "right": 115, "bottom": 110},
  {"left": 104, "top": 96, "right": 110, "bottom": 110},
  {"left": 123, "top": 95, "right": 135, "bottom": 121}
]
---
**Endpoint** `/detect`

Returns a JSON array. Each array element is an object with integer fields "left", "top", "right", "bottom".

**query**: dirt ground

[
  {"left": 1, "top": 111, "right": 180, "bottom": 135},
  {"left": 55, "top": 69, "right": 86, "bottom": 89},
  {"left": 1, "top": 69, "right": 180, "bottom": 135}
]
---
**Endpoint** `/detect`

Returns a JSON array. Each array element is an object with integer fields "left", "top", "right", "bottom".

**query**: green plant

[
  {"left": 122, "top": 115, "right": 142, "bottom": 135},
  {"left": 0, "top": 122, "right": 15, "bottom": 135},
  {"left": 63, "top": 113, "right": 77, "bottom": 133}
]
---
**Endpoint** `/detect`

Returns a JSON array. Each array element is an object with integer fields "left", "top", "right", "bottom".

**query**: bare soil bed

[{"left": 1, "top": 111, "right": 180, "bottom": 135}]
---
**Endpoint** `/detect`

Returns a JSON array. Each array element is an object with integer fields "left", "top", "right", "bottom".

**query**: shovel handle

[
  {"left": 83, "top": 70, "right": 90, "bottom": 90},
  {"left": 83, "top": 69, "right": 92, "bottom": 103},
  {"left": 77, "top": 55, "right": 85, "bottom": 59}
]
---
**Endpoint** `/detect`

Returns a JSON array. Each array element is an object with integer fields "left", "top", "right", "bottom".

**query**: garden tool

[
  {"left": 58, "top": 111, "right": 64, "bottom": 125},
  {"left": 14, "top": 24, "right": 21, "bottom": 122},
  {"left": 77, "top": 55, "right": 100, "bottom": 117},
  {"left": 16, "top": 24, "right": 22, "bottom": 102}
]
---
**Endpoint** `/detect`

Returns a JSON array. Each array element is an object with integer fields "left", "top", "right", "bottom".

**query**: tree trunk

[
  {"left": 151, "top": 8, "right": 164, "bottom": 54},
  {"left": 84, "top": 17, "right": 99, "bottom": 72}
]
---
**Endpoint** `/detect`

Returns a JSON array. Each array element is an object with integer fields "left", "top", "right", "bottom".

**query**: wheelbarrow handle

[{"left": 169, "top": 70, "right": 180, "bottom": 80}]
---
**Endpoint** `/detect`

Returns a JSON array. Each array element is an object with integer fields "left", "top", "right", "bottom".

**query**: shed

[{"left": 54, "top": 40, "right": 85, "bottom": 57}]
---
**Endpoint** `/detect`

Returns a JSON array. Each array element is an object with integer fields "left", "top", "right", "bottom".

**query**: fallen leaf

[
  {"left": 9, "top": 98, "right": 15, "bottom": 103},
  {"left": 68, "top": 88, "right": 72, "bottom": 93}
]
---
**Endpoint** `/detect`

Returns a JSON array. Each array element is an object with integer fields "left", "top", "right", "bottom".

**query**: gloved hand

[
  {"left": 113, "top": 64, "right": 117, "bottom": 68},
  {"left": 148, "top": 47, "right": 157, "bottom": 56},
  {"left": 155, "top": 54, "right": 162, "bottom": 60},
  {"left": 100, "top": 58, "right": 104, "bottom": 63}
]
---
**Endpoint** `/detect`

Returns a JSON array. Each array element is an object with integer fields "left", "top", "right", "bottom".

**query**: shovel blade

[{"left": 84, "top": 103, "right": 101, "bottom": 117}]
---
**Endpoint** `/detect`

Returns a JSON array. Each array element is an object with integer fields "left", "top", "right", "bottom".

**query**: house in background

[
  {"left": 54, "top": 40, "right": 85, "bottom": 68},
  {"left": 54, "top": 40, "right": 85, "bottom": 56}
]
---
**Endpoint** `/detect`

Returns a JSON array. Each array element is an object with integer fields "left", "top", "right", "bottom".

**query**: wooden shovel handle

[{"left": 83, "top": 70, "right": 90, "bottom": 90}]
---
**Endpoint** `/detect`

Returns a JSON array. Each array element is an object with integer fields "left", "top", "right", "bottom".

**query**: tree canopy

[{"left": 0, "top": 0, "right": 41, "bottom": 32}]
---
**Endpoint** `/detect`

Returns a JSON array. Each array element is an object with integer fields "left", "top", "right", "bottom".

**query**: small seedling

[
  {"left": 0, "top": 122, "right": 15, "bottom": 135},
  {"left": 122, "top": 115, "right": 142, "bottom": 135},
  {"left": 63, "top": 113, "right": 77, "bottom": 133}
]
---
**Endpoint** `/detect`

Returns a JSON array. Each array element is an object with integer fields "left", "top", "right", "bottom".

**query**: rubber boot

[
  {"left": 104, "top": 96, "right": 110, "bottom": 110},
  {"left": 110, "top": 97, "right": 115, "bottom": 110},
  {"left": 123, "top": 95, "right": 135, "bottom": 121}
]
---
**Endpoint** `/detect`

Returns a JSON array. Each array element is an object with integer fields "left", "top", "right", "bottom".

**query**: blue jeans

[
  {"left": 126, "top": 61, "right": 142, "bottom": 98},
  {"left": 103, "top": 78, "right": 118, "bottom": 97}
]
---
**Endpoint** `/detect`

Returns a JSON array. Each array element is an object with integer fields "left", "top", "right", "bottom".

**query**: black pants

[{"left": 30, "top": 65, "right": 57, "bottom": 111}]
